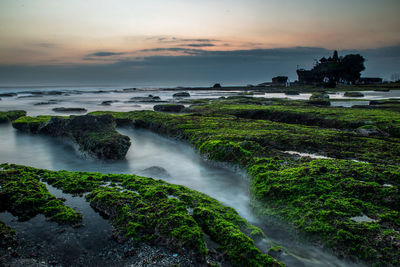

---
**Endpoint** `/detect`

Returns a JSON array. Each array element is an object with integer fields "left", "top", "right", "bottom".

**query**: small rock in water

[
  {"left": 173, "top": 92, "right": 190, "bottom": 98},
  {"left": 52, "top": 107, "right": 87, "bottom": 113},
  {"left": 141, "top": 166, "right": 171, "bottom": 178}
]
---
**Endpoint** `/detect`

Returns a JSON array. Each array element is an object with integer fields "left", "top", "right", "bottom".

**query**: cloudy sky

[{"left": 1, "top": 0, "right": 399, "bottom": 86}]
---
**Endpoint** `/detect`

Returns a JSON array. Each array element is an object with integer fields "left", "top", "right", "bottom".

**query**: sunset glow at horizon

[
  {"left": 0, "top": 0, "right": 399, "bottom": 85},
  {"left": 1, "top": 0, "right": 399, "bottom": 65}
]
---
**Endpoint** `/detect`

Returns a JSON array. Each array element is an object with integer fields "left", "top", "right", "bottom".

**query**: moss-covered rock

[
  {"left": 88, "top": 106, "right": 400, "bottom": 265},
  {"left": 12, "top": 115, "right": 131, "bottom": 160},
  {"left": 0, "top": 163, "right": 281, "bottom": 266},
  {"left": 344, "top": 91, "right": 364, "bottom": 97},
  {"left": 0, "top": 110, "right": 26, "bottom": 123},
  {"left": 249, "top": 159, "right": 400, "bottom": 265},
  {"left": 154, "top": 104, "right": 185, "bottom": 112},
  {"left": 0, "top": 167, "right": 82, "bottom": 224}
]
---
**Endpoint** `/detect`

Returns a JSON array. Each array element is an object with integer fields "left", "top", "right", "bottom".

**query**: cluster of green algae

[
  {"left": 0, "top": 110, "right": 26, "bottom": 123},
  {"left": 0, "top": 163, "right": 281, "bottom": 266},
  {"left": 0, "top": 166, "right": 82, "bottom": 224},
  {"left": 86, "top": 96, "right": 400, "bottom": 266}
]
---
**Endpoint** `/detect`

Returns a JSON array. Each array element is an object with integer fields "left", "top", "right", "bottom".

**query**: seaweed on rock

[
  {"left": 0, "top": 167, "right": 82, "bottom": 224},
  {"left": 0, "top": 163, "right": 281, "bottom": 266},
  {"left": 0, "top": 110, "right": 26, "bottom": 123},
  {"left": 12, "top": 115, "right": 131, "bottom": 160},
  {"left": 88, "top": 103, "right": 400, "bottom": 265}
]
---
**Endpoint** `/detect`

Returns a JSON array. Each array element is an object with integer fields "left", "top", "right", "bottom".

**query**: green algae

[
  {"left": 0, "top": 110, "right": 27, "bottom": 123},
  {"left": 90, "top": 110, "right": 400, "bottom": 165},
  {"left": 88, "top": 103, "right": 400, "bottom": 265},
  {"left": 0, "top": 163, "right": 280, "bottom": 266},
  {"left": 249, "top": 159, "right": 400, "bottom": 265},
  {"left": 12, "top": 115, "right": 131, "bottom": 160},
  {"left": 0, "top": 166, "right": 82, "bottom": 224}
]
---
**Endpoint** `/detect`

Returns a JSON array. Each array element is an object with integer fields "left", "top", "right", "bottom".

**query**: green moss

[
  {"left": 250, "top": 159, "right": 400, "bottom": 265},
  {"left": 88, "top": 106, "right": 400, "bottom": 265},
  {"left": 0, "top": 110, "right": 27, "bottom": 123},
  {"left": 0, "top": 166, "right": 82, "bottom": 224},
  {"left": 12, "top": 115, "right": 131, "bottom": 160},
  {"left": 0, "top": 163, "right": 279, "bottom": 266}
]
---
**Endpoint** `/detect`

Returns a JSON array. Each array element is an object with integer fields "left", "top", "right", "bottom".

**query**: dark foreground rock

[
  {"left": 153, "top": 104, "right": 185, "bottom": 112},
  {"left": 12, "top": 115, "right": 131, "bottom": 160}
]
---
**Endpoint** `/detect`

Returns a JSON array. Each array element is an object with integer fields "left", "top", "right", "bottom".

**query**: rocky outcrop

[
  {"left": 12, "top": 115, "right": 131, "bottom": 160},
  {"left": 153, "top": 104, "right": 185, "bottom": 112},
  {"left": 140, "top": 166, "right": 171, "bottom": 178}
]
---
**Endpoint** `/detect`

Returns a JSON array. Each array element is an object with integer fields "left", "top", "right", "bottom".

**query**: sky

[{"left": 0, "top": 0, "right": 399, "bottom": 86}]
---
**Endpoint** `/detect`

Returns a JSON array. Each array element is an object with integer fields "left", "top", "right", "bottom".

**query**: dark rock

[
  {"left": 13, "top": 115, "right": 131, "bottom": 160},
  {"left": 53, "top": 107, "right": 87, "bottom": 113},
  {"left": 18, "top": 95, "right": 43, "bottom": 99},
  {"left": 370, "top": 100, "right": 400, "bottom": 105},
  {"left": 0, "top": 93, "right": 17, "bottom": 97},
  {"left": 344, "top": 91, "right": 364, "bottom": 97},
  {"left": 213, "top": 83, "right": 222, "bottom": 88},
  {"left": 307, "top": 100, "right": 330, "bottom": 106},
  {"left": 141, "top": 166, "right": 171, "bottom": 178},
  {"left": 154, "top": 104, "right": 185, "bottom": 112},
  {"left": 100, "top": 100, "right": 119, "bottom": 106},
  {"left": 128, "top": 96, "right": 163, "bottom": 103},
  {"left": 33, "top": 100, "right": 58, "bottom": 106},
  {"left": 123, "top": 88, "right": 136, "bottom": 91},
  {"left": 308, "top": 93, "right": 330, "bottom": 106},
  {"left": 46, "top": 91, "right": 64, "bottom": 95},
  {"left": 310, "top": 92, "right": 329, "bottom": 100},
  {"left": 173, "top": 92, "right": 190, "bottom": 98},
  {"left": 284, "top": 91, "right": 300, "bottom": 95}
]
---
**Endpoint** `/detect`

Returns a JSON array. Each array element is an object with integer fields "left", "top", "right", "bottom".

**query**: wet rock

[
  {"left": 141, "top": 166, "right": 171, "bottom": 178},
  {"left": 100, "top": 100, "right": 119, "bottom": 106},
  {"left": 310, "top": 92, "right": 329, "bottom": 100},
  {"left": 13, "top": 115, "right": 131, "bottom": 160},
  {"left": 153, "top": 104, "right": 185, "bottom": 112},
  {"left": 52, "top": 107, "right": 87, "bottom": 113},
  {"left": 33, "top": 100, "right": 58, "bottom": 106},
  {"left": 173, "top": 92, "right": 190, "bottom": 98},
  {"left": 0, "top": 93, "right": 17, "bottom": 97},
  {"left": 123, "top": 88, "right": 136, "bottom": 92},
  {"left": 344, "top": 91, "right": 364, "bottom": 97},
  {"left": 18, "top": 95, "right": 43, "bottom": 99},
  {"left": 128, "top": 96, "right": 163, "bottom": 103},
  {"left": 284, "top": 91, "right": 300, "bottom": 95}
]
